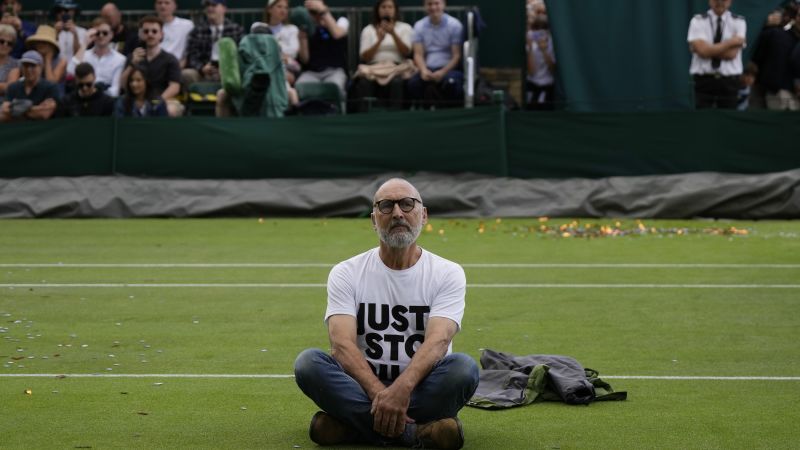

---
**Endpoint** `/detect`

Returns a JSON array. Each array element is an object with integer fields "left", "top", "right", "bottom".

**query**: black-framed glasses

[
  {"left": 77, "top": 82, "right": 94, "bottom": 89},
  {"left": 142, "top": 28, "right": 160, "bottom": 35},
  {"left": 374, "top": 197, "right": 421, "bottom": 214},
  {"left": 0, "top": 38, "right": 13, "bottom": 46}
]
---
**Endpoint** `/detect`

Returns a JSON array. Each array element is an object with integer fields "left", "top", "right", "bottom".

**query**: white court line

[
  {"left": 1, "top": 373, "right": 798, "bottom": 381},
  {"left": 2, "top": 283, "right": 800, "bottom": 289},
  {"left": 0, "top": 263, "right": 799, "bottom": 269}
]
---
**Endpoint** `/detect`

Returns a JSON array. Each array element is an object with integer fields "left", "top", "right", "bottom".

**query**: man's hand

[
  {"left": 1, "top": 13, "right": 21, "bottom": 31},
  {"left": 430, "top": 69, "right": 447, "bottom": 82},
  {"left": 370, "top": 383, "right": 414, "bottom": 438},
  {"left": 727, "top": 34, "right": 745, "bottom": 49},
  {"left": 201, "top": 62, "right": 219, "bottom": 78},
  {"left": 304, "top": 0, "right": 326, "bottom": 14},
  {"left": 420, "top": 67, "right": 433, "bottom": 81},
  {"left": 131, "top": 47, "right": 145, "bottom": 65},
  {"left": 54, "top": 20, "right": 64, "bottom": 33}
]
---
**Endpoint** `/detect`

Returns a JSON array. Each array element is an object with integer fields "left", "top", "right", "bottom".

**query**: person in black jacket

[{"left": 58, "top": 62, "right": 114, "bottom": 116}]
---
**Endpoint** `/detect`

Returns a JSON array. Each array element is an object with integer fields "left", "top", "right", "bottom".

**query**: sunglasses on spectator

[
  {"left": 77, "top": 82, "right": 94, "bottom": 89},
  {"left": 374, "top": 198, "right": 422, "bottom": 214},
  {"left": 95, "top": 30, "right": 110, "bottom": 36},
  {"left": 142, "top": 28, "right": 160, "bottom": 35},
  {"left": 0, "top": 39, "right": 14, "bottom": 47}
]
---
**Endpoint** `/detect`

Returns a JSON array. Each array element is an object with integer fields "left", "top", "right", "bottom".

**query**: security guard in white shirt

[{"left": 687, "top": 0, "right": 747, "bottom": 109}]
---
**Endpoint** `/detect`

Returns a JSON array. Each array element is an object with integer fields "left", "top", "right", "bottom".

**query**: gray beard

[{"left": 378, "top": 219, "right": 423, "bottom": 248}]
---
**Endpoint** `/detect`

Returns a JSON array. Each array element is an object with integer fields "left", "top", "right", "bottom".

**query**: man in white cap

[{"left": 0, "top": 49, "right": 58, "bottom": 121}]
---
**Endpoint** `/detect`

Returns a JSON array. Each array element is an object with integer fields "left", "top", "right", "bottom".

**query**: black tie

[{"left": 712, "top": 16, "right": 722, "bottom": 69}]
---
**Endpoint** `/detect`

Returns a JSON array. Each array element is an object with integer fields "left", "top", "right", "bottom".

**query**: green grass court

[{"left": 2, "top": 218, "right": 799, "bottom": 449}]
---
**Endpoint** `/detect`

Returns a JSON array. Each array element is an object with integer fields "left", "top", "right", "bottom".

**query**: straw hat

[{"left": 25, "top": 25, "right": 60, "bottom": 54}]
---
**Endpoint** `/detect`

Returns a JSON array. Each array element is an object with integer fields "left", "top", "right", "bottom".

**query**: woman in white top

[
  {"left": 258, "top": 0, "right": 300, "bottom": 84},
  {"left": 350, "top": 0, "right": 415, "bottom": 113}
]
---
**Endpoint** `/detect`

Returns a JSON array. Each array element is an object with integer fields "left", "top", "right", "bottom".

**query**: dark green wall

[{"left": 2, "top": 109, "right": 798, "bottom": 179}]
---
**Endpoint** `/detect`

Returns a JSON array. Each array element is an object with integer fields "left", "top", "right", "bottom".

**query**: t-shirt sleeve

[
  {"left": 398, "top": 23, "right": 413, "bottom": 49},
  {"left": 449, "top": 20, "right": 464, "bottom": 46},
  {"left": 325, "top": 262, "right": 357, "bottom": 323},
  {"left": 336, "top": 17, "right": 350, "bottom": 36},
  {"left": 360, "top": 25, "right": 376, "bottom": 56},
  {"left": 429, "top": 262, "right": 466, "bottom": 330},
  {"left": 687, "top": 16, "right": 706, "bottom": 43},
  {"left": 412, "top": 22, "right": 423, "bottom": 44}
]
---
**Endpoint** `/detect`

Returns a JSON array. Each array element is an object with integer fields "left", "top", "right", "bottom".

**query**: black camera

[
  {"left": 4, "top": 5, "right": 15, "bottom": 16},
  {"left": 381, "top": 16, "right": 392, "bottom": 22},
  {"left": 61, "top": 12, "right": 72, "bottom": 22}
]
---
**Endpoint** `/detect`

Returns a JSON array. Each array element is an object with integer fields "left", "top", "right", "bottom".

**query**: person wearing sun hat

[
  {"left": 25, "top": 24, "right": 66, "bottom": 83},
  {"left": 1, "top": 49, "right": 59, "bottom": 121}
]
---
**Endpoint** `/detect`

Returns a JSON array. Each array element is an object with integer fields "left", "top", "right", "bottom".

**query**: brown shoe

[
  {"left": 414, "top": 417, "right": 464, "bottom": 449},
  {"left": 308, "top": 411, "right": 353, "bottom": 445}
]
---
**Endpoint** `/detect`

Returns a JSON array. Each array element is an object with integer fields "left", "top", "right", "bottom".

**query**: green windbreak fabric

[
  {"left": 506, "top": 110, "right": 800, "bottom": 178},
  {"left": 0, "top": 118, "right": 114, "bottom": 177},
  {"left": 547, "top": 0, "right": 782, "bottom": 111},
  {"left": 113, "top": 108, "right": 506, "bottom": 179}
]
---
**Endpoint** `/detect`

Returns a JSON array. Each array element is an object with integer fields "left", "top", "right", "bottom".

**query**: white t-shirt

[
  {"left": 81, "top": 48, "right": 126, "bottom": 96},
  {"left": 687, "top": 10, "right": 747, "bottom": 76},
  {"left": 269, "top": 23, "right": 300, "bottom": 59},
  {"left": 58, "top": 26, "right": 88, "bottom": 75},
  {"left": 359, "top": 21, "right": 413, "bottom": 64},
  {"left": 325, "top": 247, "right": 466, "bottom": 382},
  {"left": 162, "top": 16, "right": 194, "bottom": 61}
]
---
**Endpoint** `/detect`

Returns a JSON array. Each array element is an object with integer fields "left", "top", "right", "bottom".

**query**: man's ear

[
  {"left": 371, "top": 212, "right": 377, "bottom": 230},
  {"left": 422, "top": 206, "right": 428, "bottom": 225}
]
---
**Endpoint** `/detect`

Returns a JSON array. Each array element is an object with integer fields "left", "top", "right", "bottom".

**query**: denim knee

[
  {"left": 443, "top": 353, "right": 479, "bottom": 393},
  {"left": 294, "top": 348, "right": 327, "bottom": 384}
]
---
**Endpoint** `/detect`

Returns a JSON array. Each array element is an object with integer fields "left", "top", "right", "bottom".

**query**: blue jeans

[
  {"left": 407, "top": 70, "right": 464, "bottom": 107},
  {"left": 294, "top": 348, "right": 479, "bottom": 446}
]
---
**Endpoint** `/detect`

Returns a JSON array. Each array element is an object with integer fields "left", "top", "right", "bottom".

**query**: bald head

[
  {"left": 101, "top": 3, "right": 122, "bottom": 28},
  {"left": 373, "top": 178, "right": 423, "bottom": 204}
]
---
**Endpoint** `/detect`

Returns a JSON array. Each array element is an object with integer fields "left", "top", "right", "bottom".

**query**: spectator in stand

[
  {"left": 57, "top": 62, "right": 114, "bottom": 116},
  {"left": 52, "top": 0, "right": 87, "bottom": 75},
  {"left": 156, "top": 0, "right": 193, "bottom": 67},
  {"left": 687, "top": 0, "right": 747, "bottom": 109},
  {"left": 183, "top": 0, "right": 243, "bottom": 85},
  {"left": 0, "top": 23, "right": 20, "bottom": 98},
  {"left": 737, "top": 61, "right": 757, "bottom": 110},
  {"left": 100, "top": 2, "right": 139, "bottom": 57},
  {"left": 793, "top": 9, "right": 800, "bottom": 101},
  {"left": 251, "top": 0, "right": 300, "bottom": 84},
  {"left": 349, "top": 0, "right": 414, "bottom": 113},
  {"left": 751, "top": 5, "right": 800, "bottom": 110},
  {"left": 75, "top": 17, "right": 125, "bottom": 96},
  {"left": 297, "top": 0, "right": 350, "bottom": 100},
  {"left": 525, "top": 13, "right": 555, "bottom": 110},
  {"left": 1, "top": 0, "right": 36, "bottom": 59},
  {"left": 25, "top": 25, "right": 66, "bottom": 85},
  {"left": 121, "top": 16, "right": 182, "bottom": 116},
  {"left": 0, "top": 50, "right": 58, "bottom": 121},
  {"left": 114, "top": 65, "right": 167, "bottom": 117},
  {"left": 408, "top": 0, "right": 463, "bottom": 109}
]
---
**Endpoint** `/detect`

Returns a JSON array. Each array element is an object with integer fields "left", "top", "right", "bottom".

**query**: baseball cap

[
  {"left": 20, "top": 50, "right": 43, "bottom": 66},
  {"left": 202, "top": 0, "right": 226, "bottom": 6}
]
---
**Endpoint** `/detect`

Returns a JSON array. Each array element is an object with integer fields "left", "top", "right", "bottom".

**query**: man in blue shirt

[
  {"left": 1, "top": 50, "right": 59, "bottom": 121},
  {"left": 408, "top": 0, "right": 463, "bottom": 108}
]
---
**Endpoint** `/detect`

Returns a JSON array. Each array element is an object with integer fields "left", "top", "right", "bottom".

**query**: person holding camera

[
  {"left": 183, "top": 0, "right": 243, "bottom": 85},
  {"left": 525, "top": 13, "right": 555, "bottom": 110},
  {"left": 349, "top": 0, "right": 414, "bottom": 113},
  {"left": 52, "top": 0, "right": 87, "bottom": 72},
  {"left": 1, "top": 49, "right": 59, "bottom": 122},
  {"left": 296, "top": 0, "right": 349, "bottom": 100},
  {"left": 1, "top": 0, "right": 36, "bottom": 59},
  {"left": 120, "top": 16, "right": 182, "bottom": 116}
]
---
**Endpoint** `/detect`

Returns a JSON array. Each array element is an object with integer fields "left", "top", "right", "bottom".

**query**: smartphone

[
  {"left": 4, "top": 5, "right": 15, "bottom": 15},
  {"left": 61, "top": 13, "right": 72, "bottom": 22}
]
